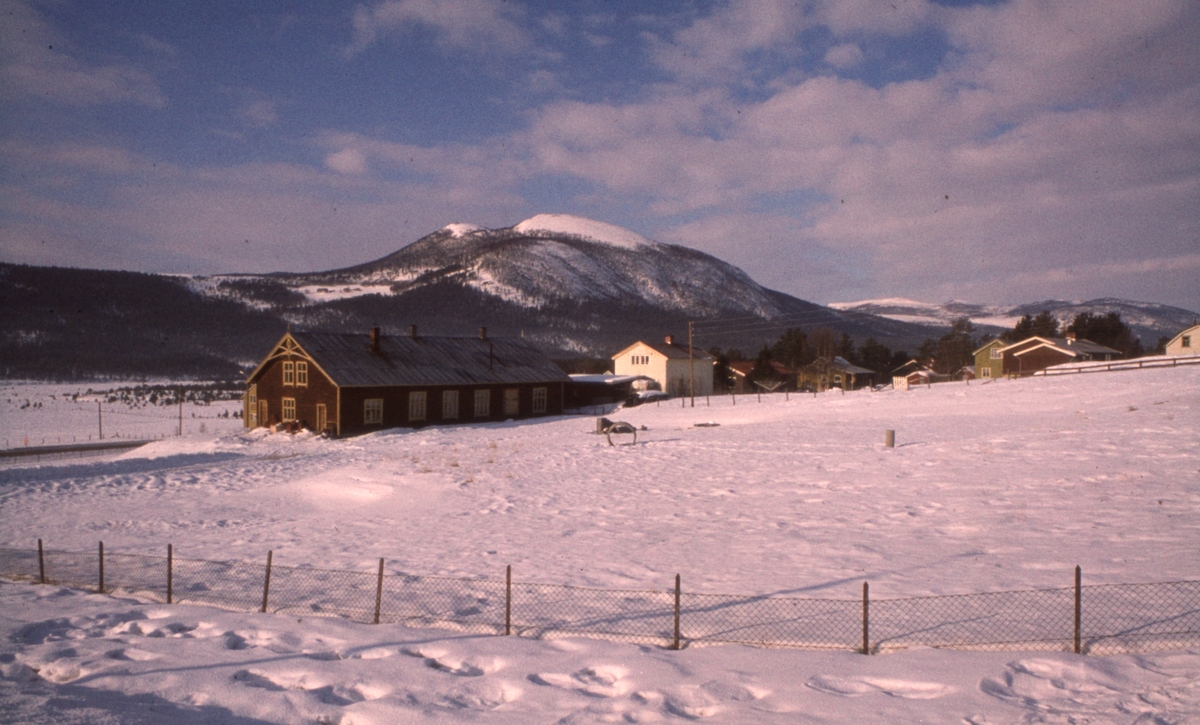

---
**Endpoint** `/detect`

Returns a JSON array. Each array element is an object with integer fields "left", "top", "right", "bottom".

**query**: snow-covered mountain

[
  {"left": 186, "top": 214, "right": 929, "bottom": 355},
  {"left": 200, "top": 214, "right": 796, "bottom": 318},
  {"left": 830, "top": 297, "right": 1199, "bottom": 343}
]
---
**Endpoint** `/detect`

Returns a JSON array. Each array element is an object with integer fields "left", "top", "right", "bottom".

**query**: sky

[{"left": 1, "top": 0, "right": 1198, "bottom": 311}]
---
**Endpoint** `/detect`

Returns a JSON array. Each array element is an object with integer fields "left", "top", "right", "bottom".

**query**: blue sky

[{"left": 2, "top": 0, "right": 1198, "bottom": 311}]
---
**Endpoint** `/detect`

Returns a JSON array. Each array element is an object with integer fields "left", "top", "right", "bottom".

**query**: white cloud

[
  {"left": 0, "top": 0, "right": 166, "bottom": 107},
  {"left": 345, "top": 0, "right": 530, "bottom": 56},
  {"left": 824, "top": 43, "right": 864, "bottom": 69},
  {"left": 325, "top": 148, "right": 369, "bottom": 175}
]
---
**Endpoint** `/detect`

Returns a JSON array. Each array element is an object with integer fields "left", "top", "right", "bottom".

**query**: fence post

[
  {"left": 1080, "top": 566, "right": 1089, "bottom": 657},
  {"left": 374, "top": 558, "right": 384, "bottom": 624},
  {"left": 505, "top": 565, "right": 512, "bottom": 636},
  {"left": 261, "top": 550, "right": 273, "bottom": 613},
  {"left": 37, "top": 538, "right": 45, "bottom": 584},
  {"left": 861, "top": 581, "right": 870, "bottom": 654},
  {"left": 167, "top": 544, "right": 173, "bottom": 604},
  {"left": 673, "top": 574, "right": 681, "bottom": 650}
]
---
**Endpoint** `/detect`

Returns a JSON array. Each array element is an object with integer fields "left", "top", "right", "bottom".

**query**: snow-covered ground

[{"left": 1, "top": 367, "right": 1197, "bottom": 723}]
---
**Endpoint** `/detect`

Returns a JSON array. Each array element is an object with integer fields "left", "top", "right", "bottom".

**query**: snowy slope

[
  {"left": 1, "top": 366, "right": 1198, "bottom": 723},
  {"left": 831, "top": 297, "right": 1200, "bottom": 341}
]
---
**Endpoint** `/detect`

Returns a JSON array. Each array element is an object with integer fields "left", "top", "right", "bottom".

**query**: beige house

[
  {"left": 612, "top": 335, "right": 714, "bottom": 397},
  {"left": 1165, "top": 323, "right": 1199, "bottom": 356}
]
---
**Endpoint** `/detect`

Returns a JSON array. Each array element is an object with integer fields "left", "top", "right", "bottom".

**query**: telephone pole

[{"left": 688, "top": 320, "right": 695, "bottom": 408}]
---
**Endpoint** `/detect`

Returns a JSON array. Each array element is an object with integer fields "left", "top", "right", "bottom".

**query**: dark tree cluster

[
  {"left": 998, "top": 309, "right": 1144, "bottom": 358},
  {"left": 708, "top": 326, "right": 910, "bottom": 389}
]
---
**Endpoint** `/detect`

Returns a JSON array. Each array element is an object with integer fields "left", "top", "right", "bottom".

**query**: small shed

[
  {"left": 564, "top": 374, "right": 656, "bottom": 408},
  {"left": 799, "top": 356, "right": 875, "bottom": 391}
]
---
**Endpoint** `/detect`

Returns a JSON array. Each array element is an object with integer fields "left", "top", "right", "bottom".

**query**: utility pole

[
  {"left": 178, "top": 389, "right": 183, "bottom": 437},
  {"left": 688, "top": 320, "right": 695, "bottom": 408},
  {"left": 97, "top": 401, "right": 103, "bottom": 440}
]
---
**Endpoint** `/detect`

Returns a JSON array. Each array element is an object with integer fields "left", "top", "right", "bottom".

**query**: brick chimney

[
  {"left": 1064, "top": 331, "right": 1076, "bottom": 343},
  {"left": 664, "top": 334, "right": 675, "bottom": 345},
  {"left": 479, "top": 326, "right": 488, "bottom": 340},
  {"left": 369, "top": 326, "right": 380, "bottom": 353},
  {"left": 408, "top": 325, "right": 418, "bottom": 339}
]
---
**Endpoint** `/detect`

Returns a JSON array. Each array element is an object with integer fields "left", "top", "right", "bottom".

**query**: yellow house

[
  {"left": 612, "top": 335, "right": 714, "bottom": 397},
  {"left": 1165, "top": 323, "right": 1199, "bottom": 356}
]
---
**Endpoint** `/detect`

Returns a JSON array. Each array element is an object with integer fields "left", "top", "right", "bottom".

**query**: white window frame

[
  {"left": 532, "top": 387, "right": 547, "bottom": 414},
  {"left": 364, "top": 398, "right": 383, "bottom": 425},
  {"left": 1183, "top": 335, "right": 1192, "bottom": 348},
  {"left": 981, "top": 367, "right": 991, "bottom": 378},
  {"left": 990, "top": 348, "right": 1003, "bottom": 359},
  {"left": 442, "top": 390, "right": 459, "bottom": 420},
  {"left": 282, "top": 361, "right": 295, "bottom": 386},
  {"left": 474, "top": 389, "right": 490, "bottom": 418},
  {"left": 408, "top": 391, "right": 427, "bottom": 422},
  {"left": 296, "top": 361, "right": 308, "bottom": 387},
  {"left": 282, "top": 397, "right": 296, "bottom": 422}
]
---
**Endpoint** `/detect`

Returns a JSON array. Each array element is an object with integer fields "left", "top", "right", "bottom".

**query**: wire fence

[{"left": 2, "top": 543, "right": 1197, "bottom": 656}]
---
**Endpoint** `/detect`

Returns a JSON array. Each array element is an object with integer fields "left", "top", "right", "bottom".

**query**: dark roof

[
  {"left": 636, "top": 340, "right": 715, "bottom": 361},
  {"left": 802, "top": 356, "right": 875, "bottom": 375},
  {"left": 289, "top": 332, "right": 570, "bottom": 388},
  {"left": 728, "top": 360, "right": 795, "bottom": 377},
  {"left": 1004, "top": 336, "right": 1121, "bottom": 357}
]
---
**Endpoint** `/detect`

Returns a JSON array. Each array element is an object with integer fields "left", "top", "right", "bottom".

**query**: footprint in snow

[
  {"left": 806, "top": 674, "right": 954, "bottom": 699},
  {"left": 104, "top": 647, "right": 160, "bottom": 661},
  {"left": 530, "top": 665, "right": 630, "bottom": 698}
]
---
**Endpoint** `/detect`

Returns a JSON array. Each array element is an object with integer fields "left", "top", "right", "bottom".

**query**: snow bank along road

[{"left": 0, "top": 368, "right": 1197, "bottom": 722}]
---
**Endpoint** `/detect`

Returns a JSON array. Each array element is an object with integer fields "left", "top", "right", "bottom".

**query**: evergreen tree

[
  {"left": 932, "top": 317, "right": 977, "bottom": 374},
  {"left": 1066, "top": 312, "right": 1141, "bottom": 357},
  {"left": 1031, "top": 310, "right": 1059, "bottom": 338},
  {"left": 1003, "top": 314, "right": 1034, "bottom": 341},
  {"left": 708, "top": 347, "right": 734, "bottom": 390},
  {"left": 769, "top": 328, "right": 807, "bottom": 369},
  {"left": 751, "top": 344, "right": 778, "bottom": 383}
]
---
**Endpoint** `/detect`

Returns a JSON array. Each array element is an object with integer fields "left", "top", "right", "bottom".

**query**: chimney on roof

[
  {"left": 665, "top": 334, "right": 675, "bottom": 345},
  {"left": 479, "top": 326, "right": 488, "bottom": 340},
  {"left": 408, "top": 325, "right": 418, "bottom": 339},
  {"left": 1065, "top": 331, "right": 1076, "bottom": 343},
  {"left": 369, "top": 326, "right": 380, "bottom": 353}
]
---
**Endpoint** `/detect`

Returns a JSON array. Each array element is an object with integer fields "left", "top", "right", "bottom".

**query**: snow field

[
  {"left": 0, "top": 367, "right": 1197, "bottom": 722},
  {"left": 3, "top": 582, "right": 1199, "bottom": 724},
  {"left": 0, "top": 383, "right": 244, "bottom": 450}
]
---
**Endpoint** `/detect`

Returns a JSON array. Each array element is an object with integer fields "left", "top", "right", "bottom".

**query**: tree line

[{"left": 709, "top": 310, "right": 1150, "bottom": 388}]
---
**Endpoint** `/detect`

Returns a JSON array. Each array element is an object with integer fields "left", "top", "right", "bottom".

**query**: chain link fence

[{"left": 1, "top": 544, "right": 1196, "bottom": 656}]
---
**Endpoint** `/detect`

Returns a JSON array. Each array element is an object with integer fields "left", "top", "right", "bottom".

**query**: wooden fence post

[
  {"left": 167, "top": 544, "right": 173, "bottom": 604},
  {"left": 37, "top": 538, "right": 45, "bottom": 584},
  {"left": 374, "top": 558, "right": 384, "bottom": 624},
  {"left": 1080, "top": 566, "right": 1089, "bottom": 657},
  {"left": 673, "top": 574, "right": 681, "bottom": 650},
  {"left": 98, "top": 541, "right": 105, "bottom": 593},
  {"left": 261, "top": 550, "right": 273, "bottom": 613},
  {"left": 505, "top": 565, "right": 512, "bottom": 636},
  {"left": 861, "top": 582, "right": 870, "bottom": 654}
]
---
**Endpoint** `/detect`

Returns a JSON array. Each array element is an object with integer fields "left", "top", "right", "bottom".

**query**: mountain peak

[
  {"left": 441, "top": 223, "right": 484, "bottom": 238},
  {"left": 511, "top": 214, "right": 656, "bottom": 250}
]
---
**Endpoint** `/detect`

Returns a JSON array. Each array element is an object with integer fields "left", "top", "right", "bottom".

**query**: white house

[
  {"left": 612, "top": 335, "right": 714, "bottom": 397},
  {"left": 1165, "top": 323, "right": 1199, "bottom": 356}
]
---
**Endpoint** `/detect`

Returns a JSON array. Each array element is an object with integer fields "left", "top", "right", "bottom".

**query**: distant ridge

[
  {"left": 3, "top": 215, "right": 1193, "bottom": 379},
  {"left": 831, "top": 297, "right": 1199, "bottom": 343}
]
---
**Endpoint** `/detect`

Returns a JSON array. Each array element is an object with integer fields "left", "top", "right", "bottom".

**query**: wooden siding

[
  {"left": 337, "top": 382, "right": 564, "bottom": 436},
  {"left": 250, "top": 355, "right": 339, "bottom": 432}
]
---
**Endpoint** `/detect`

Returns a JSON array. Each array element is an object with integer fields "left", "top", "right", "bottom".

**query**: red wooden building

[{"left": 244, "top": 327, "right": 569, "bottom": 436}]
